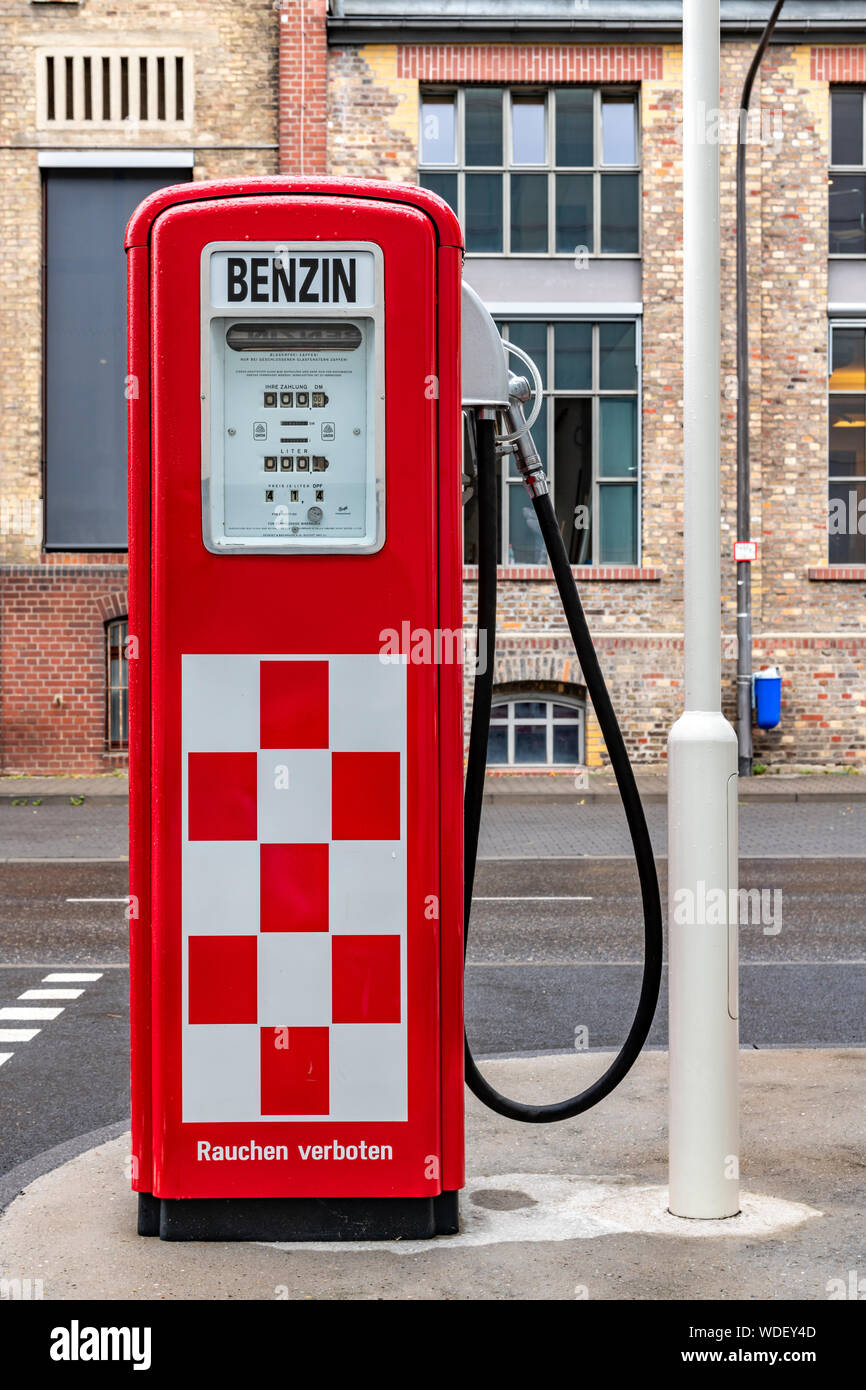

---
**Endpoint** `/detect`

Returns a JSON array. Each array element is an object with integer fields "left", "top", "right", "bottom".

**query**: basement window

[{"left": 488, "top": 694, "right": 585, "bottom": 767}]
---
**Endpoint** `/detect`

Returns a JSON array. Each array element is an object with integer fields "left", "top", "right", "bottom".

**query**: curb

[
  {"left": 482, "top": 786, "right": 866, "bottom": 804},
  {"left": 0, "top": 794, "right": 129, "bottom": 807},
  {"left": 1, "top": 782, "right": 863, "bottom": 807},
  {"left": 0, "top": 1118, "right": 130, "bottom": 1215}
]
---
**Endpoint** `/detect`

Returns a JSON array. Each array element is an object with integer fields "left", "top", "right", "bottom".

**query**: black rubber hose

[
  {"left": 463, "top": 434, "right": 663, "bottom": 1122},
  {"left": 463, "top": 416, "right": 498, "bottom": 931}
]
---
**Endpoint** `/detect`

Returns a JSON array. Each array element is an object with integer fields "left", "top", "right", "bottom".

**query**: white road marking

[
  {"left": 18, "top": 988, "right": 83, "bottom": 1000},
  {"left": 474, "top": 895, "right": 593, "bottom": 902},
  {"left": 0, "top": 1006, "right": 64, "bottom": 1020},
  {"left": 65, "top": 897, "right": 127, "bottom": 904},
  {"left": 0, "top": 974, "right": 99, "bottom": 1049},
  {"left": 42, "top": 972, "right": 103, "bottom": 982},
  {"left": 0, "top": 1053, "right": 13, "bottom": 1067}
]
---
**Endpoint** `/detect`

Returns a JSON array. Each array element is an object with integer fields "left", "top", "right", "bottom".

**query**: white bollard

[{"left": 668, "top": 0, "right": 740, "bottom": 1219}]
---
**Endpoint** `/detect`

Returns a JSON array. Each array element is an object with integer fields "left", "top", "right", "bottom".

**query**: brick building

[{"left": 1, "top": 0, "right": 865, "bottom": 774}]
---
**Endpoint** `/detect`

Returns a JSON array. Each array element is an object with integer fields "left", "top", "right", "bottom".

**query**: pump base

[{"left": 137, "top": 1191, "right": 459, "bottom": 1241}]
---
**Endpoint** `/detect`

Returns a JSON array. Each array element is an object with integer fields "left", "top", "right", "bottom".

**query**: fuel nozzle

[{"left": 504, "top": 371, "right": 549, "bottom": 498}]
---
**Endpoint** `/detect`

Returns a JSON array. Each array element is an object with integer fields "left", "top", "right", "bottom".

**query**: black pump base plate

[{"left": 137, "top": 1190, "right": 459, "bottom": 1241}]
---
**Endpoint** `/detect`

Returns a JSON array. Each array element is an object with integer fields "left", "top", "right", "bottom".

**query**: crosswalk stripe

[
  {"left": 0, "top": 1053, "right": 13, "bottom": 1067},
  {"left": 474, "top": 895, "right": 594, "bottom": 902},
  {"left": 0, "top": 973, "right": 101, "bottom": 1046},
  {"left": 41, "top": 973, "right": 103, "bottom": 982},
  {"left": 18, "top": 988, "right": 84, "bottom": 1000},
  {"left": 65, "top": 898, "right": 127, "bottom": 904},
  {"left": 0, "top": 1006, "right": 64, "bottom": 1020}
]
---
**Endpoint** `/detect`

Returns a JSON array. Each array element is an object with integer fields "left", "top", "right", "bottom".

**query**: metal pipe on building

[{"left": 736, "top": 0, "right": 786, "bottom": 776}]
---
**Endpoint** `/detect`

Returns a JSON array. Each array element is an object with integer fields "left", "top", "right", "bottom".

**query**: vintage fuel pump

[{"left": 126, "top": 178, "right": 662, "bottom": 1242}]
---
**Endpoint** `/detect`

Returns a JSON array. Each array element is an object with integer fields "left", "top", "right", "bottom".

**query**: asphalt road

[
  {"left": 0, "top": 863, "right": 130, "bottom": 1184},
  {"left": 467, "top": 857, "right": 866, "bottom": 1057},
  {"left": 0, "top": 850, "right": 864, "bottom": 1182}
]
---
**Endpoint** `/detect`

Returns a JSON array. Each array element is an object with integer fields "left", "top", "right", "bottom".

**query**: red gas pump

[
  {"left": 127, "top": 179, "right": 465, "bottom": 1240},
  {"left": 127, "top": 177, "right": 663, "bottom": 1242}
]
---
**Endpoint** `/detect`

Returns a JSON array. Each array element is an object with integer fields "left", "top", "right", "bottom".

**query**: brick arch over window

[
  {"left": 96, "top": 589, "right": 129, "bottom": 623},
  {"left": 490, "top": 677, "right": 586, "bottom": 707},
  {"left": 493, "top": 649, "right": 587, "bottom": 692}
]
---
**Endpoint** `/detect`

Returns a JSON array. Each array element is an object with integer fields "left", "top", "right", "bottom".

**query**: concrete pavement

[
  {"left": 478, "top": 799, "right": 866, "bottom": 858},
  {"left": 0, "top": 1049, "right": 862, "bottom": 1300}
]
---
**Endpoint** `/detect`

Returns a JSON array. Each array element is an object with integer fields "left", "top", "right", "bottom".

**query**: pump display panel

[{"left": 201, "top": 243, "right": 385, "bottom": 554}]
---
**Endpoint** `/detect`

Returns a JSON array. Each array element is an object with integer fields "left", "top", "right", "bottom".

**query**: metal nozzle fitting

[{"left": 504, "top": 374, "right": 549, "bottom": 496}]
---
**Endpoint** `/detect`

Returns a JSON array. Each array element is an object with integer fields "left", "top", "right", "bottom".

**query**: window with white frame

[
  {"left": 418, "top": 87, "right": 640, "bottom": 256},
  {"left": 488, "top": 693, "right": 585, "bottom": 767},
  {"left": 828, "top": 322, "right": 866, "bottom": 563},
  {"left": 830, "top": 89, "right": 866, "bottom": 255},
  {"left": 106, "top": 617, "right": 129, "bottom": 751},
  {"left": 464, "top": 318, "right": 640, "bottom": 566}
]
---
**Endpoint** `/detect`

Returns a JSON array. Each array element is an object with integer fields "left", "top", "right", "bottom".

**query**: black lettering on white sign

[{"left": 226, "top": 256, "right": 358, "bottom": 305}]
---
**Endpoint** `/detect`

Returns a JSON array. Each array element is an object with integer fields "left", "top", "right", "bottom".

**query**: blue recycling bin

[{"left": 754, "top": 666, "right": 782, "bottom": 729}]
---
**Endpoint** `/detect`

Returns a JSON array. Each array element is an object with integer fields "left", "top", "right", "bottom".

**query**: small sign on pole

[{"left": 733, "top": 539, "right": 758, "bottom": 562}]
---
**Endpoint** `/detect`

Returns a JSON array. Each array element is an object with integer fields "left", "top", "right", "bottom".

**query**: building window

[
  {"left": 830, "top": 89, "right": 866, "bottom": 255},
  {"left": 828, "top": 322, "right": 866, "bottom": 563},
  {"left": 464, "top": 318, "right": 640, "bottom": 566},
  {"left": 106, "top": 618, "right": 129, "bottom": 751},
  {"left": 488, "top": 694, "right": 585, "bottom": 767},
  {"left": 419, "top": 87, "right": 640, "bottom": 256}
]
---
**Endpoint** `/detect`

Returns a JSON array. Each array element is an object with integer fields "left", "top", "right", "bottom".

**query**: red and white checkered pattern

[{"left": 180, "top": 654, "right": 407, "bottom": 1123}]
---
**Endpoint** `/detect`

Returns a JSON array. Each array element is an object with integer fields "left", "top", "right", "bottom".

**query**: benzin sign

[{"left": 208, "top": 248, "right": 376, "bottom": 308}]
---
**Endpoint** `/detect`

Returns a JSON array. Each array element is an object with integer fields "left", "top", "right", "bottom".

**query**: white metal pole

[{"left": 668, "top": 0, "right": 740, "bottom": 1219}]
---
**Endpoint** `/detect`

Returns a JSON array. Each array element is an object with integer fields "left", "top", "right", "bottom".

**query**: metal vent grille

[{"left": 37, "top": 49, "right": 192, "bottom": 128}]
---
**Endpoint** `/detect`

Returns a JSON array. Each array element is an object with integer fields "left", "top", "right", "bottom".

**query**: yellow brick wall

[{"left": 328, "top": 43, "right": 419, "bottom": 181}]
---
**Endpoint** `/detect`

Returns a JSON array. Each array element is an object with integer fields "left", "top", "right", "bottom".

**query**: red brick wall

[
  {"left": 278, "top": 0, "right": 329, "bottom": 174},
  {"left": 394, "top": 44, "right": 663, "bottom": 82},
  {"left": 812, "top": 47, "right": 866, "bottom": 81},
  {"left": 0, "top": 561, "right": 129, "bottom": 774},
  {"left": 752, "top": 636, "right": 866, "bottom": 768}
]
